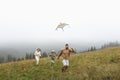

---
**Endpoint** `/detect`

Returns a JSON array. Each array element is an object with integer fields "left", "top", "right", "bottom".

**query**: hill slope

[{"left": 0, "top": 47, "right": 120, "bottom": 80}]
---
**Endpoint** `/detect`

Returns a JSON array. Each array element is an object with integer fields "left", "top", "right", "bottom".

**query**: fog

[{"left": 0, "top": 0, "right": 120, "bottom": 56}]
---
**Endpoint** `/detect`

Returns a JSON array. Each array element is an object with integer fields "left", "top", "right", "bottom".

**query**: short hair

[
  {"left": 65, "top": 44, "right": 69, "bottom": 46},
  {"left": 37, "top": 48, "right": 41, "bottom": 51}
]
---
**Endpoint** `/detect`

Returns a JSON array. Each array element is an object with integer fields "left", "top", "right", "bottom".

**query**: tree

[
  {"left": 101, "top": 41, "right": 120, "bottom": 49},
  {"left": 25, "top": 53, "right": 29, "bottom": 59},
  {"left": 0, "top": 56, "right": 4, "bottom": 63},
  {"left": 25, "top": 52, "right": 34, "bottom": 60},
  {"left": 42, "top": 52, "right": 48, "bottom": 57},
  {"left": 12, "top": 57, "right": 17, "bottom": 62},
  {"left": 7, "top": 54, "right": 13, "bottom": 62},
  {"left": 90, "top": 46, "right": 94, "bottom": 51}
]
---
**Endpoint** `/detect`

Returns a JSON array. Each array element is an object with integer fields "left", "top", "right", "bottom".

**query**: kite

[{"left": 56, "top": 23, "right": 69, "bottom": 31}]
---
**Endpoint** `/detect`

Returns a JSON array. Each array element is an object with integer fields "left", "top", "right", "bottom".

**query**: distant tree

[
  {"left": 90, "top": 46, "right": 94, "bottom": 51},
  {"left": 12, "top": 57, "right": 17, "bottom": 62},
  {"left": 0, "top": 56, "right": 4, "bottom": 63},
  {"left": 25, "top": 53, "right": 29, "bottom": 59},
  {"left": 30, "top": 53, "right": 34, "bottom": 59},
  {"left": 21, "top": 57, "right": 24, "bottom": 60},
  {"left": 87, "top": 46, "right": 97, "bottom": 52},
  {"left": 101, "top": 41, "right": 120, "bottom": 49},
  {"left": 42, "top": 52, "right": 48, "bottom": 57},
  {"left": 17, "top": 58, "right": 21, "bottom": 61},
  {"left": 6, "top": 55, "right": 17, "bottom": 62},
  {"left": 25, "top": 52, "right": 34, "bottom": 60},
  {"left": 87, "top": 49, "right": 90, "bottom": 52},
  {"left": 93, "top": 46, "right": 96, "bottom": 50},
  {"left": 7, "top": 54, "right": 13, "bottom": 62}
]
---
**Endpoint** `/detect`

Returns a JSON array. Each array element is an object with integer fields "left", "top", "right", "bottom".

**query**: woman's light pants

[{"left": 35, "top": 56, "right": 40, "bottom": 65}]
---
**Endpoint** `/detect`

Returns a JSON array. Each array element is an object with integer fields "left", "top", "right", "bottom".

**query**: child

[{"left": 49, "top": 50, "right": 56, "bottom": 69}]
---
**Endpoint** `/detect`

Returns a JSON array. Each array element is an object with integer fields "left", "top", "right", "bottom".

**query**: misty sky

[{"left": 0, "top": 0, "right": 120, "bottom": 44}]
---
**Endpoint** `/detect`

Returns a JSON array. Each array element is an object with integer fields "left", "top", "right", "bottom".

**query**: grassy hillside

[{"left": 0, "top": 47, "right": 120, "bottom": 80}]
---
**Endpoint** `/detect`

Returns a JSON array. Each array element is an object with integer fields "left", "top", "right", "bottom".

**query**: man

[
  {"left": 34, "top": 48, "right": 41, "bottom": 65},
  {"left": 57, "top": 44, "right": 73, "bottom": 72}
]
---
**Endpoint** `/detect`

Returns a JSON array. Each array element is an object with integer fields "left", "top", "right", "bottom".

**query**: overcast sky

[{"left": 0, "top": 0, "right": 120, "bottom": 44}]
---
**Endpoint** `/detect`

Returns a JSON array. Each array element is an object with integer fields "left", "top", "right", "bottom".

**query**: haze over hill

[
  {"left": 0, "top": 0, "right": 120, "bottom": 57},
  {"left": 0, "top": 40, "right": 104, "bottom": 57}
]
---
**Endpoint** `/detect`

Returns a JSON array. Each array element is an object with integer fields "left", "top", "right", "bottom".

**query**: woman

[{"left": 34, "top": 48, "right": 41, "bottom": 65}]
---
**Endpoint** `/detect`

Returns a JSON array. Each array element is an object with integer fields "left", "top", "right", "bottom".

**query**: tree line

[
  {"left": 0, "top": 41, "right": 120, "bottom": 63},
  {"left": 80, "top": 41, "right": 120, "bottom": 53},
  {"left": 101, "top": 41, "right": 120, "bottom": 49},
  {"left": 0, "top": 52, "right": 49, "bottom": 63}
]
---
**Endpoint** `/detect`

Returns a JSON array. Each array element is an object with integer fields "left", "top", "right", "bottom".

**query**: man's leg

[
  {"left": 64, "top": 60, "right": 69, "bottom": 71},
  {"left": 61, "top": 66, "right": 66, "bottom": 72},
  {"left": 65, "top": 66, "right": 68, "bottom": 70},
  {"left": 62, "top": 59, "right": 67, "bottom": 72}
]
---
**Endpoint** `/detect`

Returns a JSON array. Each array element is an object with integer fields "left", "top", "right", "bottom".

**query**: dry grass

[{"left": 0, "top": 47, "right": 120, "bottom": 80}]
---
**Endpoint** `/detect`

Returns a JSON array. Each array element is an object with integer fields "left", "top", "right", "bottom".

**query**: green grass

[{"left": 0, "top": 47, "right": 120, "bottom": 80}]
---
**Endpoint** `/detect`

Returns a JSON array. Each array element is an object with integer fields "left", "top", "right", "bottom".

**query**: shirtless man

[{"left": 57, "top": 44, "right": 73, "bottom": 72}]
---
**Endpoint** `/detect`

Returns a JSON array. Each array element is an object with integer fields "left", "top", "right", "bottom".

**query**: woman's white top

[{"left": 34, "top": 51, "right": 41, "bottom": 57}]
